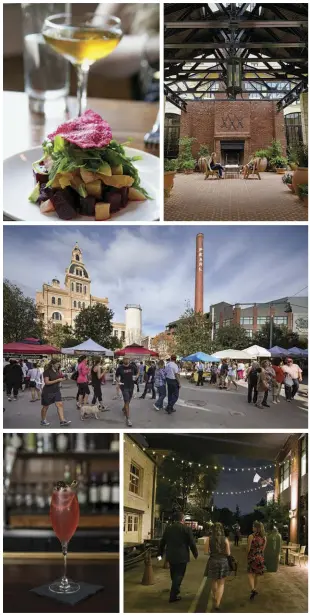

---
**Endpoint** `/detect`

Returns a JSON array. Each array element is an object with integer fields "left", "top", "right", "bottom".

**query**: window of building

[
  {"left": 240, "top": 317, "right": 253, "bottom": 325},
  {"left": 74, "top": 301, "right": 77, "bottom": 308},
  {"left": 214, "top": 322, "right": 219, "bottom": 330},
  {"left": 257, "top": 316, "right": 270, "bottom": 325},
  {"left": 301, "top": 436, "right": 307, "bottom": 477},
  {"left": 133, "top": 515, "right": 139, "bottom": 532},
  {"left": 71, "top": 283, "right": 74, "bottom": 291},
  {"left": 164, "top": 113, "right": 181, "bottom": 159},
  {"left": 127, "top": 515, "right": 133, "bottom": 532},
  {"left": 114, "top": 330, "right": 118, "bottom": 337},
  {"left": 285, "top": 112, "right": 302, "bottom": 149},
  {"left": 280, "top": 458, "right": 290, "bottom": 492},
  {"left": 273, "top": 316, "right": 288, "bottom": 325},
  {"left": 121, "top": 331, "right": 125, "bottom": 340},
  {"left": 75, "top": 254, "right": 80, "bottom": 261},
  {"left": 245, "top": 329, "right": 253, "bottom": 338},
  {"left": 223, "top": 319, "right": 232, "bottom": 327},
  {"left": 52, "top": 296, "right": 56, "bottom": 305},
  {"left": 129, "top": 462, "right": 142, "bottom": 496},
  {"left": 84, "top": 285, "right": 87, "bottom": 294},
  {"left": 267, "top": 490, "right": 274, "bottom": 503},
  {"left": 78, "top": 301, "right": 81, "bottom": 309},
  {"left": 76, "top": 283, "right": 82, "bottom": 293},
  {"left": 82, "top": 302, "right": 85, "bottom": 308},
  {"left": 57, "top": 298, "right": 61, "bottom": 306},
  {"left": 52, "top": 312, "right": 62, "bottom": 321}
]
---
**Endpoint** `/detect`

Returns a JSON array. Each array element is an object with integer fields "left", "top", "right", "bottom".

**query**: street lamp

[{"left": 226, "top": 57, "right": 243, "bottom": 98}]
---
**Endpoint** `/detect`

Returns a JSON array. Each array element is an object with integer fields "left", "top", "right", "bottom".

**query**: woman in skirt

[
  {"left": 204, "top": 522, "right": 230, "bottom": 611},
  {"left": 41, "top": 358, "right": 71, "bottom": 427},
  {"left": 247, "top": 521, "right": 267, "bottom": 600}
]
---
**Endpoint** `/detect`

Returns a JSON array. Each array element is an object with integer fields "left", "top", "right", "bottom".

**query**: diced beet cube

[
  {"left": 33, "top": 170, "right": 49, "bottom": 184},
  {"left": 37, "top": 185, "right": 54, "bottom": 204},
  {"left": 120, "top": 187, "right": 129, "bottom": 207},
  {"left": 105, "top": 191, "right": 122, "bottom": 213},
  {"left": 79, "top": 196, "right": 96, "bottom": 217},
  {"left": 50, "top": 189, "right": 77, "bottom": 220}
]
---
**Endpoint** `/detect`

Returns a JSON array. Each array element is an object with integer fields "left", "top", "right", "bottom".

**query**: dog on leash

[{"left": 80, "top": 403, "right": 104, "bottom": 420}]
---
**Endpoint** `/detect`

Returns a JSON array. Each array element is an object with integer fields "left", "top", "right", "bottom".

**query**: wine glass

[
  {"left": 49, "top": 481, "right": 80, "bottom": 594},
  {"left": 42, "top": 12, "right": 122, "bottom": 116}
]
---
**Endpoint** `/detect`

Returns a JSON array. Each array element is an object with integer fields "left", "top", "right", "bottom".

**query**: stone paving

[
  {"left": 164, "top": 172, "right": 308, "bottom": 221},
  {"left": 124, "top": 544, "right": 308, "bottom": 613},
  {"left": 2, "top": 377, "right": 307, "bottom": 430}
]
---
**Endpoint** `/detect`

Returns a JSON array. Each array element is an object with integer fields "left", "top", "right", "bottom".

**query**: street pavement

[
  {"left": 3, "top": 377, "right": 307, "bottom": 430},
  {"left": 124, "top": 544, "right": 308, "bottom": 613}
]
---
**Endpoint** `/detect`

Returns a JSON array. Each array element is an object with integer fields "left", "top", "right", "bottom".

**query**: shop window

[
  {"left": 280, "top": 458, "right": 290, "bottom": 492},
  {"left": 129, "top": 462, "right": 142, "bottom": 496}
]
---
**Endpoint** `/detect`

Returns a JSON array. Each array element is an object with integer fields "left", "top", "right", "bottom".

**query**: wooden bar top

[{"left": 4, "top": 557, "right": 119, "bottom": 613}]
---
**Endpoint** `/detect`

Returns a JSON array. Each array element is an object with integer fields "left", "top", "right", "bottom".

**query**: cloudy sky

[{"left": 3, "top": 225, "right": 308, "bottom": 335}]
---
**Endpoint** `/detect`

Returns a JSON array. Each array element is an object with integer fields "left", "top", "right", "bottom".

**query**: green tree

[
  {"left": 214, "top": 324, "right": 251, "bottom": 350},
  {"left": 45, "top": 322, "right": 80, "bottom": 348},
  {"left": 74, "top": 303, "right": 115, "bottom": 349},
  {"left": 235, "top": 504, "right": 241, "bottom": 523},
  {"left": 253, "top": 322, "right": 307, "bottom": 350},
  {"left": 174, "top": 305, "right": 212, "bottom": 357},
  {"left": 3, "top": 280, "right": 44, "bottom": 343},
  {"left": 255, "top": 498, "right": 289, "bottom": 532}
]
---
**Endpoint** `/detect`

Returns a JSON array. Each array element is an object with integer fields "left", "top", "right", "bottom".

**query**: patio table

[{"left": 224, "top": 164, "right": 241, "bottom": 179}]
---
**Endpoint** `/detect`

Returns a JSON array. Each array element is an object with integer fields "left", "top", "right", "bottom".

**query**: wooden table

[
  {"left": 3, "top": 91, "right": 158, "bottom": 159},
  {"left": 3, "top": 555, "right": 119, "bottom": 613},
  {"left": 281, "top": 545, "right": 291, "bottom": 565}
]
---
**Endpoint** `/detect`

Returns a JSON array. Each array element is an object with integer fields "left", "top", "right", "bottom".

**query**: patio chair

[
  {"left": 244, "top": 157, "right": 261, "bottom": 180},
  {"left": 204, "top": 156, "right": 220, "bottom": 180},
  {"left": 289, "top": 545, "right": 306, "bottom": 566},
  {"left": 288, "top": 543, "right": 300, "bottom": 564},
  {"left": 279, "top": 549, "right": 286, "bottom": 565}
]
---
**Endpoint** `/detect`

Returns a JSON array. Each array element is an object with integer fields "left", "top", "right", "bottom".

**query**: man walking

[
  {"left": 282, "top": 357, "right": 303, "bottom": 401},
  {"left": 196, "top": 361, "right": 204, "bottom": 386},
  {"left": 116, "top": 357, "right": 138, "bottom": 427},
  {"left": 139, "top": 361, "right": 156, "bottom": 400},
  {"left": 164, "top": 355, "right": 180, "bottom": 414},
  {"left": 158, "top": 511, "right": 198, "bottom": 603}
]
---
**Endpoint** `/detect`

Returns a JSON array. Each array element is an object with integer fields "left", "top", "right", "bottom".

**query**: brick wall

[{"left": 180, "top": 100, "right": 286, "bottom": 161}]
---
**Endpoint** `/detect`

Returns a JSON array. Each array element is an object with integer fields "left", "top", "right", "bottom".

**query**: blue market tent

[
  {"left": 269, "top": 346, "right": 289, "bottom": 356},
  {"left": 287, "top": 347, "right": 307, "bottom": 357},
  {"left": 182, "top": 352, "right": 220, "bottom": 362}
]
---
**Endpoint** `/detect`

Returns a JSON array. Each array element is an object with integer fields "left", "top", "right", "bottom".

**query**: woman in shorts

[
  {"left": 41, "top": 358, "right": 71, "bottom": 427},
  {"left": 77, "top": 355, "right": 90, "bottom": 407},
  {"left": 28, "top": 362, "right": 43, "bottom": 402}
]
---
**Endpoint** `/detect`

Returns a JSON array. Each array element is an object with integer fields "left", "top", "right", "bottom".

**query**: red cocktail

[{"left": 49, "top": 482, "right": 80, "bottom": 594}]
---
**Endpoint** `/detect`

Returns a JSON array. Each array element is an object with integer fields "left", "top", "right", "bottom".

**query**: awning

[{"left": 61, "top": 338, "right": 114, "bottom": 356}]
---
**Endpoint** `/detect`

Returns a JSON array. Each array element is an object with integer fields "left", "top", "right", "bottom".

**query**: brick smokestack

[{"left": 195, "top": 233, "right": 204, "bottom": 313}]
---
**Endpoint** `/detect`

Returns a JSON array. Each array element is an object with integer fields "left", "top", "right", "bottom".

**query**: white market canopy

[
  {"left": 212, "top": 349, "right": 253, "bottom": 360},
  {"left": 61, "top": 338, "right": 114, "bottom": 356},
  {"left": 243, "top": 345, "right": 271, "bottom": 358}
]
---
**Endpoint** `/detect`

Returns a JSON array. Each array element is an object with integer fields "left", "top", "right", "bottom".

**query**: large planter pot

[
  {"left": 288, "top": 184, "right": 294, "bottom": 192},
  {"left": 264, "top": 531, "right": 282, "bottom": 572},
  {"left": 183, "top": 169, "right": 194, "bottom": 174},
  {"left": 292, "top": 167, "right": 308, "bottom": 193},
  {"left": 276, "top": 168, "right": 286, "bottom": 174},
  {"left": 258, "top": 157, "right": 268, "bottom": 172},
  {"left": 164, "top": 171, "right": 176, "bottom": 198},
  {"left": 290, "top": 163, "right": 298, "bottom": 171},
  {"left": 197, "top": 157, "right": 207, "bottom": 173},
  {"left": 301, "top": 196, "right": 308, "bottom": 207}
]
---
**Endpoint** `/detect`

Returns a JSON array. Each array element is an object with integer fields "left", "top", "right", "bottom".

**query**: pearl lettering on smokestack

[{"left": 195, "top": 233, "right": 204, "bottom": 313}]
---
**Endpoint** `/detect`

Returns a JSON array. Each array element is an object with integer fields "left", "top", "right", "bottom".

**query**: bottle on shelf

[
  {"left": 110, "top": 434, "right": 119, "bottom": 452},
  {"left": 24, "top": 433, "right": 36, "bottom": 452},
  {"left": 76, "top": 463, "right": 88, "bottom": 510},
  {"left": 88, "top": 435, "right": 96, "bottom": 451},
  {"left": 24, "top": 485, "right": 33, "bottom": 509},
  {"left": 36, "top": 483, "right": 46, "bottom": 511},
  {"left": 111, "top": 471, "right": 119, "bottom": 511},
  {"left": 36, "top": 434, "right": 44, "bottom": 454},
  {"left": 56, "top": 433, "right": 68, "bottom": 452},
  {"left": 75, "top": 434, "right": 86, "bottom": 453},
  {"left": 88, "top": 472, "right": 99, "bottom": 512},
  {"left": 42, "top": 433, "right": 53, "bottom": 453},
  {"left": 100, "top": 472, "right": 111, "bottom": 513},
  {"left": 15, "top": 483, "right": 24, "bottom": 509},
  {"left": 64, "top": 463, "right": 71, "bottom": 484}
]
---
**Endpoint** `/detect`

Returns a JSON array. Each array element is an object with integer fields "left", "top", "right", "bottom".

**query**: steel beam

[
  {"left": 164, "top": 57, "right": 307, "bottom": 64},
  {"left": 165, "top": 42, "right": 306, "bottom": 49},
  {"left": 165, "top": 20, "right": 308, "bottom": 29},
  {"left": 276, "top": 80, "right": 308, "bottom": 110}
]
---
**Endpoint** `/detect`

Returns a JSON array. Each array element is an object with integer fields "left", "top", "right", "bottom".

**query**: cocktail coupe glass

[
  {"left": 42, "top": 12, "right": 122, "bottom": 116},
  {"left": 49, "top": 481, "right": 80, "bottom": 594}
]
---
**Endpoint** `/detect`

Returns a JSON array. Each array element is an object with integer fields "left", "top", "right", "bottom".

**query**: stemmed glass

[
  {"left": 42, "top": 12, "right": 122, "bottom": 116},
  {"left": 49, "top": 481, "right": 80, "bottom": 594}
]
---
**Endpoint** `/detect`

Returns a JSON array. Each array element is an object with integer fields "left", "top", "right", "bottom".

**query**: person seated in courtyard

[{"left": 209, "top": 152, "right": 225, "bottom": 178}]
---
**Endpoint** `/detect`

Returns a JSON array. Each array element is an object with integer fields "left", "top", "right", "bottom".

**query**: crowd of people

[{"left": 159, "top": 513, "right": 269, "bottom": 610}]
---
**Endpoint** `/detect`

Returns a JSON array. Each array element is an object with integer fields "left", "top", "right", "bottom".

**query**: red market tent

[
  {"left": 114, "top": 343, "right": 159, "bottom": 358},
  {"left": 3, "top": 342, "right": 60, "bottom": 355}
]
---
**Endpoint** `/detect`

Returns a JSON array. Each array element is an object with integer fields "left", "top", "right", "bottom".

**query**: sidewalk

[{"left": 124, "top": 545, "right": 308, "bottom": 613}]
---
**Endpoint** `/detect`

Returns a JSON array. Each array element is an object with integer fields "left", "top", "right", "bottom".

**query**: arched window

[
  {"left": 57, "top": 298, "right": 61, "bottom": 306},
  {"left": 82, "top": 302, "right": 85, "bottom": 308},
  {"left": 76, "top": 283, "right": 82, "bottom": 293},
  {"left": 84, "top": 285, "right": 87, "bottom": 294},
  {"left": 52, "top": 312, "right": 62, "bottom": 321},
  {"left": 78, "top": 301, "right": 81, "bottom": 308},
  {"left": 76, "top": 254, "right": 80, "bottom": 261},
  {"left": 52, "top": 297, "right": 56, "bottom": 305},
  {"left": 71, "top": 283, "right": 74, "bottom": 291},
  {"left": 73, "top": 301, "right": 77, "bottom": 308}
]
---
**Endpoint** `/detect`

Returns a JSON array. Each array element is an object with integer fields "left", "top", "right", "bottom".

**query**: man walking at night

[{"left": 158, "top": 511, "right": 198, "bottom": 603}]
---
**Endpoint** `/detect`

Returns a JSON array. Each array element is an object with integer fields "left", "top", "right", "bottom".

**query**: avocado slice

[
  {"left": 29, "top": 182, "right": 41, "bottom": 204},
  {"left": 97, "top": 161, "right": 112, "bottom": 176}
]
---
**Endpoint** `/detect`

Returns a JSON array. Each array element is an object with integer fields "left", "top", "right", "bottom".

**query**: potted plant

[
  {"left": 267, "top": 139, "right": 287, "bottom": 172},
  {"left": 254, "top": 149, "right": 269, "bottom": 172},
  {"left": 164, "top": 159, "right": 178, "bottom": 197},
  {"left": 292, "top": 142, "right": 308, "bottom": 193},
  {"left": 270, "top": 155, "right": 288, "bottom": 174},
  {"left": 282, "top": 173, "right": 294, "bottom": 192},
  {"left": 197, "top": 144, "right": 210, "bottom": 172},
  {"left": 287, "top": 146, "right": 299, "bottom": 171},
  {"left": 297, "top": 183, "right": 308, "bottom": 207},
  {"left": 177, "top": 136, "right": 197, "bottom": 174}
]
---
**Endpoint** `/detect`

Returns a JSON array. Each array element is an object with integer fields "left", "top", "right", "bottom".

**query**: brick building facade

[
  {"left": 180, "top": 99, "right": 286, "bottom": 164},
  {"left": 274, "top": 434, "right": 307, "bottom": 545}
]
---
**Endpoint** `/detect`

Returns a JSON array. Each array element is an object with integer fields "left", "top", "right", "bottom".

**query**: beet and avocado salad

[{"left": 29, "top": 110, "right": 150, "bottom": 220}]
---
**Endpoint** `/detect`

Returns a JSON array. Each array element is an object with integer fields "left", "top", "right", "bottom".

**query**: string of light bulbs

[{"left": 159, "top": 476, "right": 272, "bottom": 496}]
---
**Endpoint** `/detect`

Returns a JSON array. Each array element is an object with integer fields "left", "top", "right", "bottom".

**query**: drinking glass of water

[{"left": 22, "top": 3, "right": 70, "bottom": 113}]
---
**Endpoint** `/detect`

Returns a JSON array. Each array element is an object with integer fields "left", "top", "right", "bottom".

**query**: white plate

[{"left": 4, "top": 146, "right": 160, "bottom": 222}]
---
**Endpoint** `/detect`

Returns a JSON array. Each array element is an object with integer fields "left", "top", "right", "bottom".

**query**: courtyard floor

[
  {"left": 164, "top": 172, "right": 307, "bottom": 221},
  {"left": 124, "top": 544, "right": 308, "bottom": 613}
]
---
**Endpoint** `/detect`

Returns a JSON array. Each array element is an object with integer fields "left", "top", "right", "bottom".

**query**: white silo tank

[{"left": 125, "top": 304, "right": 142, "bottom": 345}]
